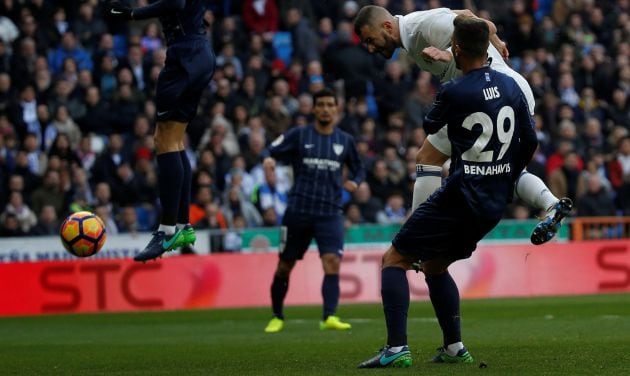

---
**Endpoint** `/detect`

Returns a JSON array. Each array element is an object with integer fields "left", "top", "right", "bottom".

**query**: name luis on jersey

[{"left": 483, "top": 86, "right": 500, "bottom": 101}]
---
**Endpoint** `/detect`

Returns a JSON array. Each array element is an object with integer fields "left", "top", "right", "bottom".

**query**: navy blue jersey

[
  {"left": 266, "top": 125, "right": 366, "bottom": 216},
  {"left": 424, "top": 66, "right": 537, "bottom": 219},
  {"left": 133, "top": 0, "right": 206, "bottom": 43}
]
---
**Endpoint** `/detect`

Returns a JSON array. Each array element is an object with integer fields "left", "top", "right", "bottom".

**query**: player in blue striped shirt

[{"left": 263, "top": 88, "right": 366, "bottom": 333}]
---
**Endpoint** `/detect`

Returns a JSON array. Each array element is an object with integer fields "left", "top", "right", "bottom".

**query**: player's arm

[
  {"left": 343, "top": 138, "right": 366, "bottom": 193},
  {"left": 262, "top": 127, "right": 300, "bottom": 165},
  {"left": 452, "top": 9, "right": 509, "bottom": 59},
  {"left": 107, "top": 0, "right": 185, "bottom": 21},
  {"left": 423, "top": 85, "right": 451, "bottom": 134},
  {"left": 513, "top": 93, "right": 538, "bottom": 177}
]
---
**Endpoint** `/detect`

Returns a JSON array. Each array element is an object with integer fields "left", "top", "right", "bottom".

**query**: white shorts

[{"left": 426, "top": 45, "right": 536, "bottom": 156}]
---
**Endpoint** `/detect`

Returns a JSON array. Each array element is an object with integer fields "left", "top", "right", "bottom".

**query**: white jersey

[
  {"left": 398, "top": 8, "right": 536, "bottom": 155},
  {"left": 397, "top": 8, "right": 459, "bottom": 82}
]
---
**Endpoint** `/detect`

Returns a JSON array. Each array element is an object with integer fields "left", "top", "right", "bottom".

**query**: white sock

[
  {"left": 445, "top": 342, "right": 464, "bottom": 356},
  {"left": 176, "top": 223, "right": 187, "bottom": 230},
  {"left": 412, "top": 164, "right": 443, "bottom": 211},
  {"left": 514, "top": 171, "right": 558, "bottom": 212},
  {"left": 389, "top": 345, "right": 406, "bottom": 353},
  {"left": 158, "top": 224, "right": 176, "bottom": 235}
]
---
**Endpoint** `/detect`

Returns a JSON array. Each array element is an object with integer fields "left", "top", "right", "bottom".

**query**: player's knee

[
  {"left": 321, "top": 253, "right": 341, "bottom": 274},
  {"left": 381, "top": 247, "right": 409, "bottom": 269},
  {"left": 276, "top": 260, "right": 295, "bottom": 278},
  {"left": 420, "top": 260, "right": 449, "bottom": 277},
  {"left": 416, "top": 143, "right": 448, "bottom": 166}
]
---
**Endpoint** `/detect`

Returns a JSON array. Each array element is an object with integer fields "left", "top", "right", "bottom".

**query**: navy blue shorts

[
  {"left": 392, "top": 188, "right": 499, "bottom": 262},
  {"left": 279, "top": 211, "right": 345, "bottom": 261},
  {"left": 155, "top": 37, "right": 215, "bottom": 123}
]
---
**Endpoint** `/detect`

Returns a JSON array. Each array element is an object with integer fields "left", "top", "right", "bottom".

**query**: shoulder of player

[
  {"left": 404, "top": 8, "right": 453, "bottom": 31},
  {"left": 437, "top": 79, "right": 458, "bottom": 97}
]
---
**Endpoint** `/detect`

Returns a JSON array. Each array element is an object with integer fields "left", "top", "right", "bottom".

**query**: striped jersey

[{"left": 266, "top": 125, "right": 365, "bottom": 216}]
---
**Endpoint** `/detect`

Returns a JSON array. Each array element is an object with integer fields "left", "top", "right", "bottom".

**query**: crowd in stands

[{"left": 0, "top": 0, "right": 629, "bottom": 242}]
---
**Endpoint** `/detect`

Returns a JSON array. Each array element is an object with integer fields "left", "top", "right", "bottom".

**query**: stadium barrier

[
  {"left": 0, "top": 240, "right": 628, "bottom": 316},
  {"left": 0, "top": 220, "right": 568, "bottom": 263},
  {"left": 572, "top": 217, "right": 630, "bottom": 240}
]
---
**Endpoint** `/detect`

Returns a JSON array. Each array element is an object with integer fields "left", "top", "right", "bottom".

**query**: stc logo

[
  {"left": 597, "top": 245, "right": 630, "bottom": 290},
  {"left": 40, "top": 263, "right": 163, "bottom": 312}
]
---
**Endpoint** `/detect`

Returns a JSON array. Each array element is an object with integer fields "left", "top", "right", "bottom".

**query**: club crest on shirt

[{"left": 333, "top": 143, "right": 344, "bottom": 155}]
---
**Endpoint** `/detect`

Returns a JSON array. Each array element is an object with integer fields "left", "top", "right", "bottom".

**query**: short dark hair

[
  {"left": 353, "top": 5, "right": 388, "bottom": 36},
  {"left": 313, "top": 88, "right": 338, "bottom": 105},
  {"left": 453, "top": 15, "right": 489, "bottom": 58}
]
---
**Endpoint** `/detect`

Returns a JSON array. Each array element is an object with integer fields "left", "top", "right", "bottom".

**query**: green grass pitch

[{"left": 1, "top": 294, "right": 629, "bottom": 375}]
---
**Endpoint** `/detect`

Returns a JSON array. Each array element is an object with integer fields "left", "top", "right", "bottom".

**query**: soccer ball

[{"left": 60, "top": 211, "right": 107, "bottom": 257}]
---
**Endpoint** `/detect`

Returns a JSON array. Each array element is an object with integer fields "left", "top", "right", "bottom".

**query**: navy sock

[
  {"left": 322, "top": 274, "right": 340, "bottom": 320},
  {"left": 178, "top": 150, "right": 192, "bottom": 224},
  {"left": 426, "top": 272, "right": 461, "bottom": 346},
  {"left": 381, "top": 267, "right": 409, "bottom": 346},
  {"left": 271, "top": 275, "right": 289, "bottom": 319},
  {"left": 157, "top": 152, "right": 183, "bottom": 226}
]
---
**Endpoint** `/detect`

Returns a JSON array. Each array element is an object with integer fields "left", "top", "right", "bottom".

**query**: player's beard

[
  {"left": 379, "top": 31, "right": 398, "bottom": 59},
  {"left": 318, "top": 118, "right": 333, "bottom": 127}
]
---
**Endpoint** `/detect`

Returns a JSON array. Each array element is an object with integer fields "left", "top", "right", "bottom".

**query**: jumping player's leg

[
  {"left": 412, "top": 133, "right": 450, "bottom": 211},
  {"left": 134, "top": 121, "right": 187, "bottom": 262},
  {"left": 488, "top": 45, "right": 573, "bottom": 244}
]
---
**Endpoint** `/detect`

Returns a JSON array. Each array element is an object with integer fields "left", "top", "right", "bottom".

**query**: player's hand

[
  {"left": 107, "top": 1, "right": 133, "bottom": 20},
  {"left": 498, "top": 41, "right": 510, "bottom": 60},
  {"left": 343, "top": 180, "right": 359, "bottom": 193},
  {"left": 263, "top": 157, "right": 276, "bottom": 171},
  {"left": 421, "top": 47, "right": 452, "bottom": 63},
  {"left": 495, "top": 40, "right": 509, "bottom": 60}
]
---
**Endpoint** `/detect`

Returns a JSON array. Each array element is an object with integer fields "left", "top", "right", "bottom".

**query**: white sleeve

[{"left": 410, "top": 8, "right": 456, "bottom": 50}]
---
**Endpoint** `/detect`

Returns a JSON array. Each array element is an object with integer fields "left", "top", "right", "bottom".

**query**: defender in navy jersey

[
  {"left": 263, "top": 89, "right": 365, "bottom": 333},
  {"left": 107, "top": 1, "right": 216, "bottom": 261},
  {"left": 359, "top": 16, "right": 537, "bottom": 368}
]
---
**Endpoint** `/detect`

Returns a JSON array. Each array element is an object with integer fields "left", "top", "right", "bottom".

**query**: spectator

[
  {"left": 261, "top": 95, "right": 291, "bottom": 142},
  {"left": 286, "top": 7, "right": 320, "bottom": 64},
  {"left": 251, "top": 162, "right": 288, "bottom": 224},
  {"left": 31, "top": 169, "right": 65, "bottom": 217},
  {"left": 91, "top": 133, "right": 128, "bottom": 185},
  {"left": 609, "top": 136, "right": 630, "bottom": 191},
  {"left": 30, "top": 204, "right": 59, "bottom": 235},
  {"left": 367, "top": 159, "right": 401, "bottom": 203},
  {"left": 242, "top": 0, "right": 279, "bottom": 33},
  {"left": 352, "top": 183, "right": 382, "bottom": 223},
  {"left": 223, "top": 215, "right": 246, "bottom": 252},
  {"left": 577, "top": 175, "right": 617, "bottom": 217},
  {"left": 221, "top": 185, "right": 262, "bottom": 228},
  {"left": 94, "top": 203, "right": 118, "bottom": 236},
  {"left": 73, "top": 2, "right": 107, "bottom": 51},
  {"left": 1, "top": 191, "right": 37, "bottom": 233},
  {"left": 47, "top": 31, "right": 92, "bottom": 75},
  {"left": 548, "top": 151, "right": 582, "bottom": 204},
  {"left": 195, "top": 201, "right": 228, "bottom": 230},
  {"left": 0, "top": 212, "right": 25, "bottom": 237},
  {"left": 376, "top": 193, "right": 407, "bottom": 225},
  {"left": 45, "top": 105, "right": 81, "bottom": 150},
  {"left": 118, "top": 206, "right": 140, "bottom": 234}
]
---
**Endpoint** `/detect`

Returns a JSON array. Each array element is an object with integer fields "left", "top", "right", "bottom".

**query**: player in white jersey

[{"left": 354, "top": 6, "right": 572, "bottom": 245}]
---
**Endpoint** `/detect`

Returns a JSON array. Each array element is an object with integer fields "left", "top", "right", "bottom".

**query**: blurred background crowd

[{"left": 0, "top": 0, "right": 629, "bottom": 241}]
